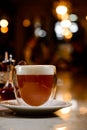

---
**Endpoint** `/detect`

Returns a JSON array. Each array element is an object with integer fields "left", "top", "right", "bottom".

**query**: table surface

[
  {"left": 0, "top": 100, "right": 87, "bottom": 130},
  {"left": 0, "top": 71, "right": 87, "bottom": 130}
]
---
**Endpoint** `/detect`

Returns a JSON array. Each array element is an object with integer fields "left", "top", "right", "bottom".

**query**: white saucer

[{"left": 0, "top": 99, "right": 71, "bottom": 115}]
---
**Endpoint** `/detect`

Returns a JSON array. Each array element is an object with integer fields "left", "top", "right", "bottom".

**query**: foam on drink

[{"left": 16, "top": 65, "right": 56, "bottom": 75}]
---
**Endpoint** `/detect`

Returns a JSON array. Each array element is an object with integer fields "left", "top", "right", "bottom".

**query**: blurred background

[{"left": 0, "top": 0, "right": 87, "bottom": 73}]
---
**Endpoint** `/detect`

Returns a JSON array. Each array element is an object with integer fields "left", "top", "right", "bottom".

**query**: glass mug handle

[{"left": 52, "top": 71, "right": 57, "bottom": 100}]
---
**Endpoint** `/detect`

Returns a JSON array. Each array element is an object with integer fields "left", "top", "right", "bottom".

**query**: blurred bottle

[
  {"left": 0, "top": 52, "right": 9, "bottom": 89},
  {"left": 2, "top": 51, "right": 9, "bottom": 71},
  {"left": 0, "top": 54, "right": 16, "bottom": 100}
]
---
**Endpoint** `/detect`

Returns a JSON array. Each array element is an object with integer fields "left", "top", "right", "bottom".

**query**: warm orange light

[
  {"left": 65, "top": 33, "right": 72, "bottom": 39},
  {"left": 52, "top": 0, "right": 71, "bottom": 20},
  {"left": 61, "top": 13, "right": 69, "bottom": 20},
  {"left": 63, "top": 28, "right": 72, "bottom": 39},
  {"left": 1, "top": 27, "right": 8, "bottom": 33},
  {"left": 86, "top": 16, "right": 87, "bottom": 20},
  {"left": 23, "top": 19, "right": 31, "bottom": 27}
]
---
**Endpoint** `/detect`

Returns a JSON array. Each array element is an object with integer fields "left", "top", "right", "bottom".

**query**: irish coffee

[{"left": 15, "top": 65, "right": 56, "bottom": 106}]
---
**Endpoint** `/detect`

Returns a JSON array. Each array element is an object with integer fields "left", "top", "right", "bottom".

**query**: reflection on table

[{"left": 0, "top": 71, "right": 87, "bottom": 130}]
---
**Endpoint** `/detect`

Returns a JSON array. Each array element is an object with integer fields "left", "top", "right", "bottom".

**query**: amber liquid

[{"left": 17, "top": 75, "right": 54, "bottom": 106}]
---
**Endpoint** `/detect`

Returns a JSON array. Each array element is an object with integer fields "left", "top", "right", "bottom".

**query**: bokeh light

[
  {"left": 0, "top": 19, "right": 8, "bottom": 27},
  {"left": 56, "top": 5, "right": 68, "bottom": 15},
  {"left": 1, "top": 27, "right": 9, "bottom": 33},
  {"left": 23, "top": 19, "right": 31, "bottom": 27}
]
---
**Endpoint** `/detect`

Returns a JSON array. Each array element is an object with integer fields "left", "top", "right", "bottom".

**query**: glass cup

[{"left": 15, "top": 65, "right": 57, "bottom": 106}]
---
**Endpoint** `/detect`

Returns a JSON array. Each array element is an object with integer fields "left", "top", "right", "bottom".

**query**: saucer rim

[{"left": 0, "top": 99, "right": 72, "bottom": 110}]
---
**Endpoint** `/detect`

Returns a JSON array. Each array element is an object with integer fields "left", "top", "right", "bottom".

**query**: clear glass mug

[{"left": 15, "top": 65, "right": 57, "bottom": 106}]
